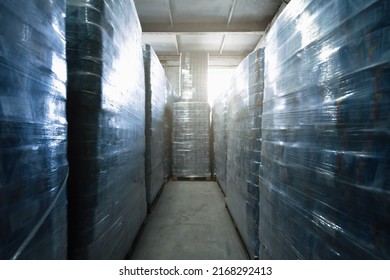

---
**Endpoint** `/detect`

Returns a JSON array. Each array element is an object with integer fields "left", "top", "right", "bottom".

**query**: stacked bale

[
  {"left": 260, "top": 0, "right": 390, "bottom": 259},
  {"left": 173, "top": 102, "right": 211, "bottom": 177},
  {"left": 226, "top": 48, "right": 264, "bottom": 259},
  {"left": 163, "top": 79, "right": 175, "bottom": 181},
  {"left": 173, "top": 52, "right": 211, "bottom": 178},
  {"left": 0, "top": 0, "right": 68, "bottom": 259},
  {"left": 143, "top": 44, "right": 166, "bottom": 209},
  {"left": 212, "top": 94, "right": 228, "bottom": 194},
  {"left": 66, "top": 0, "right": 146, "bottom": 259}
]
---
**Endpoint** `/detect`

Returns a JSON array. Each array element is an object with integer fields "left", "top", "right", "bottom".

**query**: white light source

[{"left": 208, "top": 68, "right": 234, "bottom": 106}]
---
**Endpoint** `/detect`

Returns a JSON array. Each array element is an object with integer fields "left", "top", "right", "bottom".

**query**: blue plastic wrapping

[
  {"left": 0, "top": 0, "right": 68, "bottom": 259},
  {"left": 261, "top": 0, "right": 390, "bottom": 259},
  {"left": 164, "top": 78, "right": 175, "bottom": 180},
  {"left": 226, "top": 48, "right": 264, "bottom": 259},
  {"left": 180, "top": 52, "right": 209, "bottom": 102},
  {"left": 212, "top": 93, "right": 228, "bottom": 194},
  {"left": 172, "top": 102, "right": 211, "bottom": 177},
  {"left": 66, "top": 0, "right": 147, "bottom": 259},
  {"left": 143, "top": 44, "right": 166, "bottom": 208}
]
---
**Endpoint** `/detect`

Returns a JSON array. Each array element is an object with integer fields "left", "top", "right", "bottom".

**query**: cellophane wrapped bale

[
  {"left": 172, "top": 102, "right": 211, "bottom": 177},
  {"left": 226, "top": 48, "right": 264, "bottom": 259},
  {"left": 164, "top": 79, "right": 175, "bottom": 181},
  {"left": 212, "top": 93, "right": 228, "bottom": 194},
  {"left": 143, "top": 44, "right": 165, "bottom": 208},
  {"left": 0, "top": 0, "right": 68, "bottom": 259},
  {"left": 260, "top": 0, "right": 390, "bottom": 259},
  {"left": 66, "top": 0, "right": 146, "bottom": 259}
]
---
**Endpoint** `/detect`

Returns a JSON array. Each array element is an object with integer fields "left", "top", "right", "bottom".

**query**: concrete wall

[{"left": 164, "top": 66, "right": 180, "bottom": 95}]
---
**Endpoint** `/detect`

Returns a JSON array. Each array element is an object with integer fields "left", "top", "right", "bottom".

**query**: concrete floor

[{"left": 131, "top": 181, "right": 248, "bottom": 260}]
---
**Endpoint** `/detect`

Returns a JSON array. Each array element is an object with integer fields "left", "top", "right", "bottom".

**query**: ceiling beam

[
  {"left": 144, "top": 31, "right": 264, "bottom": 37},
  {"left": 141, "top": 22, "right": 266, "bottom": 34},
  {"left": 175, "top": 35, "right": 180, "bottom": 55},
  {"left": 219, "top": 35, "right": 226, "bottom": 55},
  {"left": 158, "top": 54, "right": 245, "bottom": 68},
  {"left": 220, "top": 0, "right": 237, "bottom": 55},
  {"left": 158, "top": 54, "right": 247, "bottom": 61},
  {"left": 167, "top": 0, "right": 174, "bottom": 26},
  {"left": 227, "top": 0, "right": 237, "bottom": 25}
]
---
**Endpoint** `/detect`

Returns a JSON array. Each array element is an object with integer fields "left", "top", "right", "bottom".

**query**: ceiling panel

[
  {"left": 134, "top": 0, "right": 285, "bottom": 64},
  {"left": 171, "top": 0, "right": 231, "bottom": 23},
  {"left": 179, "top": 34, "right": 223, "bottom": 52},
  {"left": 134, "top": 0, "right": 171, "bottom": 23},
  {"left": 142, "top": 34, "right": 177, "bottom": 54},
  {"left": 222, "top": 34, "right": 262, "bottom": 53},
  {"left": 231, "top": 0, "right": 281, "bottom": 23}
]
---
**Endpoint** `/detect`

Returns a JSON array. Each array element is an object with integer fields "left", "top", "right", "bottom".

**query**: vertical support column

[{"left": 179, "top": 51, "right": 209, "bottom": 102}]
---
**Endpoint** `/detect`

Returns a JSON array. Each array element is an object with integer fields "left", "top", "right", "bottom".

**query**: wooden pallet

[{"left": 172, "top": 175, "right": 213, "bottom": 181}]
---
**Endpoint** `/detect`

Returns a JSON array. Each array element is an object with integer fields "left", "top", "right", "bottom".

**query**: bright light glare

[{"left": 208, "top": 69, "right": 234, "bottom": 106}]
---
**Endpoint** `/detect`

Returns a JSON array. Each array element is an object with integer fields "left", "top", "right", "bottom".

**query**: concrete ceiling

[{"left": 134, "top": 0, "right": 284, "bottom": 67}]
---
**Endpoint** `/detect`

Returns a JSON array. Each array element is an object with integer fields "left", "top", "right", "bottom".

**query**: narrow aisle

[{"left": 131, "top": 181, "right": 248, "bottom": 260}]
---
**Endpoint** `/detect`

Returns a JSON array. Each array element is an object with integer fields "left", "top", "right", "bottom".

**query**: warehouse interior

[
  {"left": 0, "top": 0, "right": 389, "bottom": 260},
  {"left": 135, "top": 0, "right": 286, "bottom": 100}
]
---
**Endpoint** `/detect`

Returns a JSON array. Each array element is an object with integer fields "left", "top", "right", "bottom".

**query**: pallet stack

[
  {"left": 0, "top": 0, "right": 68, "bottom": 260},
  {"left": 66, "top": 0, "right": 146, "bottom": 259},
  {"left": 163, "top": 78, "right": 175, "bottom": 182},
  {"left": 225, "top": 48, "right": 264, "bottom": 259},
  {"left": 212, "top": 93, "right": 228, "bottom": 194},
  {"left": 143, "top": 44, "right": 166, "bottom": 210},
  {"left": 260, "top": 0, "right": 390, "bottom": 259},
  {"left": 172, "top": 102, "right": 211, "bottom": 179},
  {"left": 172, "top": 52, "right": 211, "bottom": 179}
]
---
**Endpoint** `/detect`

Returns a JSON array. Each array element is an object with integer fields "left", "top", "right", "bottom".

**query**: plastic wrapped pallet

[
  {"left": 261, "top": 0, "right": 390, "bottom": 259},
  {"left": 172, "top": 102, "right": 211, "bottom": 177},
  {"left": 212, "top": 93, "right": 228, "bottom": 194},
  {"left": 66, "top": 0, "right": 146, "bottom": 259},
  {"left": 143, "top": 44, "right": 166, "bottom": 209},
  {"left": 0, "top": 0, "right": 68, "bottom": 259},
  {"left": 163, "top": 79, "right": 175, "bottom": 181},
  {"left": 226, "top": 48, "right": 264, "bottom": 259},
  {"left": 180, "top": 52, "right": 208, "bottom": 102}
]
